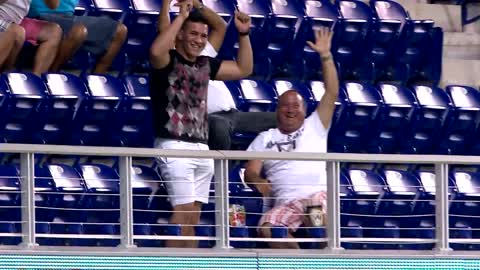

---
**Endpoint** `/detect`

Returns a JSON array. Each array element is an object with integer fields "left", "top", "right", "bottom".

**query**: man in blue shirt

[{"left": 28, "top": 0, "right": 127, "bottom": 73}]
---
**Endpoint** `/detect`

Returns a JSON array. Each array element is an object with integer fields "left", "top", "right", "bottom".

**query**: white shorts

[{"left": 155, "top": 138, "right": 214, "bottom": 207}]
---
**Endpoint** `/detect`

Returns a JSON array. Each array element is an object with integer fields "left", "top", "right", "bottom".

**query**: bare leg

[
  {"left": 51, "top": 23, "right": 88, "bottom": 72},
  {"left": 165, "top": 201, "right": 202, "bottom": 248},
  {"left": 0, "top": 32, "right": 15, "bottom": 69},
  {"left": 259, "top": 223, "right": 300, "bottom": 249},
  {"left": 93, "top": 23, "right": 127, "bottom": 74},
  {"left": 33, "top": 23, "right": 62, "bottom": 75},
  {"left": 3, "top": 24, "right": 26, "bottom": 71}
]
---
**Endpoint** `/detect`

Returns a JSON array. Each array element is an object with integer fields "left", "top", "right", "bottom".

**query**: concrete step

[
  {"left": 395, "top": 1, "right": 462, "bottom": 32},
  {"left": 443, "top": 32, "right": 480, "bottom": 60},
  {"left": 440, "top": 58, "right": 480, "bottom": 87}
]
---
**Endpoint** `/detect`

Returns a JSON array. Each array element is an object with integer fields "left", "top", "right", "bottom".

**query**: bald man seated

[{"left": 244, "top": 27, "right": 339, "bottom": 249}]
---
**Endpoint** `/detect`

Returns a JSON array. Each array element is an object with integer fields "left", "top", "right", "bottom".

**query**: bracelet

[
  {"left": 320, "top": 53, "right": 332, "bottom": 62},
  {"left": 197, "top": 3, "right": 204, "bottom": 10},
  {"left": 239, "top": 31, "right": 249, "bottom": 36}
]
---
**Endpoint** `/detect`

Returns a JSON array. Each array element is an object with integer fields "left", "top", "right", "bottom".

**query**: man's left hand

[
  {"left": 234, "top": 10, "right": 251, "bottom": 34},
  {"left": 307, "top": 27, "right": 333, "bottom": 56}
]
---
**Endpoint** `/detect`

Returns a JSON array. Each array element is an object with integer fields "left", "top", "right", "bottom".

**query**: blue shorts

[{"left": 38, "top": 14, "right": 118, "bottom": 55}]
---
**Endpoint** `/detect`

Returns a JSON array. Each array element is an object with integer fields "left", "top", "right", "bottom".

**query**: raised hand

[
  {"left": 174, "top": 0, "right": 193, "bottom": 19},
  {"left": 307, "top": 27, "right": 333, "bottom": 56},
  {"left": 234, "top": 10, "right": 251, "bottom": 34}
]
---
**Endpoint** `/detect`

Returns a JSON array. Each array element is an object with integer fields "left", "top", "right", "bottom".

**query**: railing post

[
  {"left": 20, "top": 153, "right": 37, "bottom": 248},
  {"left": 435, "top": 162, "right": 451, "bottom": 253},
  {"left": 326, "top": 161, "right": 343, "bottom": 252},
  {"left": 214, "top": 159, "right": 229, "bottom": 249},
  {"left": 119, "top": 156, "right": 135, "bottom": 248}
]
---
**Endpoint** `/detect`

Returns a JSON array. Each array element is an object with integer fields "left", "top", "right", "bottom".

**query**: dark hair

[{"left": 183, "top": 10, "right": 209, "bottom": 27}]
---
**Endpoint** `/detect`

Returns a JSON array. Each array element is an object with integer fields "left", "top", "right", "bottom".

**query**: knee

[
  {"left": 46, "top": 23, "right": 63, "bottom": 43},
  {"left": 114, "top": 23, "right": 127, "bottom": 41},
  {"left": 69, "top": 24, "right": 88, "bottom": 43},
  {"left": 7, "top": 24, "right": 26, "bottom": 47},
  {"left": 259, "top": 223, "right": 273, "bottom": 238}
]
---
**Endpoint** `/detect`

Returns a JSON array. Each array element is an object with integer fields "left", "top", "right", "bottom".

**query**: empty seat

[
  {"left": 226, "top": 80, "right": 278, "bottom": 112},
  {"left": 368, "top": 83, "right": 417, "bottom": 153},
  {"left": 0, "top": 73, "right": 47, "bottom": 143},
  {"left": 127, "top": 0, "right": 161, "bottom": 70},
  {"left": 345, "top": 169, "right": 387, "bottom": 215},
  {"left": 444, "top": 85, "right": 480, "bottom": 155},
  {"left": 75, "top": 0, "right": 95, "bottom": 15},
  {"left": 265, "top": 0, "right": 305, "bottom": 77},
  {"left": 121, "top": 75, "right": 154, "bottom": 147},
  {"left": 401, "top": 85, "right": 452, "bottom": 154},
  {"left": 336, "top": 0, "right": 374, "bottom": 81},
  {"left": 70, "top": 74, "right": 127, "bottom": 146},
  {"left": 35, "top": 73, "right": 88, "bottom": 144},
  {"left": 329, "top": 82, "right": 382, "bottom": 153},
  {"left": 132, "top": 165, "right": 162, "bottom": 223}
]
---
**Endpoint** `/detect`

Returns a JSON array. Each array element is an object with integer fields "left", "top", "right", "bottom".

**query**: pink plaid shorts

[{"left": 258, "top": 191, "right": 327, "bottom": 232}]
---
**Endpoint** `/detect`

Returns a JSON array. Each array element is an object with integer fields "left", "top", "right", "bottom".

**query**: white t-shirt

[
  {"left": 0, "top": 0, "right": 30, "bottom": 24},
  {"left": 247, "top": 112, "right": 329, "bottom": 206},
  {"left": 201, "top": 42, "right": 237, "bottom": 114}
]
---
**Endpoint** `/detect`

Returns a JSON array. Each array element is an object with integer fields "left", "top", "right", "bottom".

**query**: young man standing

[{"left": 149, "top": 0, "right": 253, "bottom": 247}]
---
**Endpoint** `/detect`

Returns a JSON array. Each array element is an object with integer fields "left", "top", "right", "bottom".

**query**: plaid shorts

[
  {"left": 258, "top": 191, "right": 327, "bottom": 232},
  {"left": 0, "top": 18, "right": 11, "bottom": 32}
]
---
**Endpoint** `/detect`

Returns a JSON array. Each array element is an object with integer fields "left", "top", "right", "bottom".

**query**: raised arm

[
  {"left": 244, "top": 160, "right": 271, "bottom": 197},
  {"left": 214, "top": 11, "right": 253, "bottom": 80},
  {"left": 150, "top": 0, "right": 192, "bottom": 69},
  {"left": 43, "top": 0, "right": 60, "bottom": 9},
  {"left": 157, "top": 0, "right": 172, "bottom": 35},
  {"left": 307, "top": 28, "right": 339, "bottom": 128}
]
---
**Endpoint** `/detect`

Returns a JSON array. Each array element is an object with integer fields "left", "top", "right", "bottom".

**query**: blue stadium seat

[
  {"left": 226, "top": 80, "right": 278, "bottom": 112},
  {"left": 378, "top": 169, "right": 421, "bottom": 215},
  {"left": 290, "top": 0, "right": 340, "bottom": 80},
  {"left": 0, "top": 73, "right": 47, "bottom": 143},
  {"left": 47, "top": 164, "right": 88, "bottom": 223},
  {"left": 132, "top": 165, "right": 162, "bottom": 223},
  {"left": 34, "top": 165, "right": 57, "bottom": 223},
  {"left": 329, "top": 82, "right": 382, "bottom": 153},
  {"left": 443, "top": 85, "right": 480, "bottom": 155},
  {"left": 369, "top": 0, "right": 406, "bottom": 81},
  {"left": 345, "top": 168, "right": 387, "bottom": 215},
  {"left": 368, "top": 83, "right": 417, "bottom": 153},
  {"left": 400, "top": 85, "right": 452, "bottom": 154},
  {"left": 122, "top": 75, "right": 154, "bottom": 147},
  {"left": 127, "top": 0, "right": 161, "bottom": 71},
  {"left": 336, "top": 0, "right": 374, "bottom": 81},
  {"left": 70, "top": 74, "right": 128, "bottom": 146},
  {"left": 265, "top": 0, "right": 305, "bottom": 78},
  {"left": 77, "top": 164, "right": 120, "bottom": 246},
  {"left": 35, "top": 73, "right": 88, "bottom": 145},
  {"left": 91, "top": 0, "right": 132, "bottom": 21},
  {"left": 449, "top": 170, "right": 480, "bottom": 217},
  {"left": 75, "top": 0, "right": 95, "bottom": 15}
]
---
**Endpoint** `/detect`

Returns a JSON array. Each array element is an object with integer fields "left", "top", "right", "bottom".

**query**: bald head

[{"left": 276, "top": 90, "right": 307, "bottom": 134}]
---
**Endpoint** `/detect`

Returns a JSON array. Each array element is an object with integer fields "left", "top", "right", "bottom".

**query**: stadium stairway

[{"left": 394, "top": 0, "right": 480, "bottom": 87}]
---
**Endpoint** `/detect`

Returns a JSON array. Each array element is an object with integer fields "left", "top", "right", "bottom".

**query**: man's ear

[{"left": 177, "top": 29, "right": 185, "bottom": 41}]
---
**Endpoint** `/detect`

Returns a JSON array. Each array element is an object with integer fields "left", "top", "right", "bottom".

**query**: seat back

[
  {"left": 228, "top": 80, "right": 278, "bottom": 112},
  {"left": 402, "top": 85, "right": 451, "bottom": 154},
  {"left": 371, "top": 83, "right": 416, "bottom": 153},
  {"left": 71, "top": 74, "right": 127, "bottom": 145},
  {"left": 38, "top": 73, "right": 88, "bottom": 144},
  {"left": 122, "top": 75, "right": 154, "bottom": 147},
  {"left": 441, "top": 85, "right": 480, "bottom": 154},
  {"left": 1, "top": 73, "right": 47, "bottom": 143}
]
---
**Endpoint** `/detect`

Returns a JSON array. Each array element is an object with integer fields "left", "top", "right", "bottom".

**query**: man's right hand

[
  {"left": 256, "top": 181, "right": 272, "bottom": 197},
  {"left": 174, "top": 0, "right": 193, "bottom": 19}
]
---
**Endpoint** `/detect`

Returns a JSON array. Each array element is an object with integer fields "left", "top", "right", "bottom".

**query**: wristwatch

[{"left": 197, "top": 2, "right": 204, "bottom": 10}]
